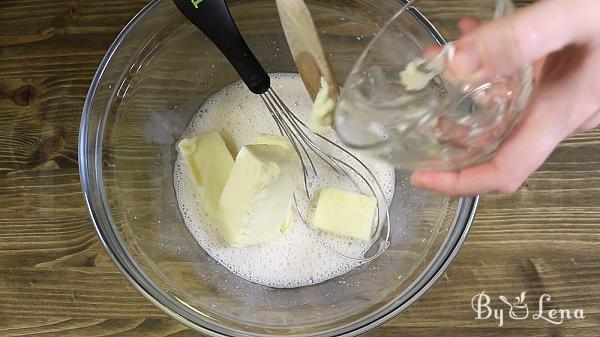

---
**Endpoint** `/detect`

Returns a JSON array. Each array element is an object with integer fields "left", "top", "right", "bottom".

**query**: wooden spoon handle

[{"left": 275, "top": 0, "right": 340, "bottom": 102}]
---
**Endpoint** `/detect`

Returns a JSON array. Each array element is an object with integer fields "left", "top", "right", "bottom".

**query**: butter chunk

[
  {"left": 216, "top": 144, "right": 295, "bottom": 247},
  {"left": 256, "top": 133, "right": 291, "bottom": 150},
  {"left": 400, "top": 60, "right": 437, "bottom": 91},
  {"left": 177, "top": 132, "right": 234, "bottom": 217},
  {"left": 256, "top": 133, "right": 294, "bottom": 233},
  {"left": 312, "top": 188, "right": 377, "bottom": 241},
  {"left": 400, "top": 43, "right": 455, "bottom": 91},
  {"left": 310, "top": 77, "right": 337, "bottom": 133},
  {"left": 280, "top": 207, "right": 293, "bottom": 234}
]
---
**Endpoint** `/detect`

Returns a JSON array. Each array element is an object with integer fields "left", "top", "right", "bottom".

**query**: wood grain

[{"left": 2, "top": 0, "right": 600, "bottom": 336}]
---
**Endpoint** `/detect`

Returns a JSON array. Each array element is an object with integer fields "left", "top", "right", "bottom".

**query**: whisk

[{"left": 173, "top": 0, "right": 390, "bottom": 262}]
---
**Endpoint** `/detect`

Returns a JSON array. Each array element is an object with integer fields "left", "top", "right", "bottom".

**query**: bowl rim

[{"left": 78, "top": 0, "right": 478, "bottom": 335}]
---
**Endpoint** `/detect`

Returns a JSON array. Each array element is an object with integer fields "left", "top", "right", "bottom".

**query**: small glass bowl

[{"left": 335, "top": 0, "right": 533, "bottom": 171}]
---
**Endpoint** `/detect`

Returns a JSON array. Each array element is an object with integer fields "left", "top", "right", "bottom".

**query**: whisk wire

[
  {"left": 261, "top": 94, "right": 313, "bottom": 199},
  {"left": 268, "top": 89, "right": 342, "bottom": 176},
  {"left": 259, "top": 87, "right": 391, "bottom": 263},
  {"left": 265, "top": 90, "right": 320, "bottom": 177}
]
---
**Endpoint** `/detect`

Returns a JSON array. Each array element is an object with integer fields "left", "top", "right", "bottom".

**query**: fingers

[
  {"left": 457, "top": 16, "right": 480, "bottom": 34},
  {"left": 449, "top": 0, "right": 596, "bottom": 81},
  {"left": 578, "top": 108, "right": 600, "bottom": 132},
  {"left": 423, "top": 18, "right": 479, "bottom": 61},
  {"left": 411, "top": 163, "right": 502, "bottom": 197},
  {"left": 423, "top": 45, "right": 443, "bottom": 59},
  {"left": 411, "top": 91, "right": 571, "bottom": 196}
]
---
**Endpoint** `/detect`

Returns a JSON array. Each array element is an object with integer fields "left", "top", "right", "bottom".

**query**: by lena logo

[
  {"left": 191, "top": 0, "right": 204, "bottom": 8},
  {"left": 472, "top": 291, "right": 585, "bottom": 327}
]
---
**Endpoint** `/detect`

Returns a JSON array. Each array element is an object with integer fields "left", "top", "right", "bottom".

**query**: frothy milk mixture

[{"left": 174, "top": 73, "right": 395, "bottom": 288}]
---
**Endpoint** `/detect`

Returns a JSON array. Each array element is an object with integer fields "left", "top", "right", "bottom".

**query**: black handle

[{"left": 173, "top": 0, "right": 270, "bottom": 94}]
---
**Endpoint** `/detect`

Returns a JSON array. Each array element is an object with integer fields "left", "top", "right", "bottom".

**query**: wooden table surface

[{"left": 1, "top": 0, "right": 599, "bottom": 336}]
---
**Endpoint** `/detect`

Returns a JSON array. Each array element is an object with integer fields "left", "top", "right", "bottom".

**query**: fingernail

[{"left": 410, "top": 173, "right": 427, "bottom": 188}]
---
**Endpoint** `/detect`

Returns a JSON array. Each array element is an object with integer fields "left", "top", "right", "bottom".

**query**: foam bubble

[{"left": 174, "top": 73, "right": 396, "bottom": 288}]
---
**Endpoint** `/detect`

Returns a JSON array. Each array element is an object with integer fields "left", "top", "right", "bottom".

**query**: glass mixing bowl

[{"left": 79, "top": 0, "right": 477, "bottom": 335}]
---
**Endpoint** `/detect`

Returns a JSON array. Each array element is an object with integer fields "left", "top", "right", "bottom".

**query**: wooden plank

[{"left": 2, "top": 0, "right": 600, "bottom": 336}]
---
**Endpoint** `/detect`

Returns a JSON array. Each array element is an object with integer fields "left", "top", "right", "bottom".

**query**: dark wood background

[{"left": 1, "top": 0, "right": 599, "bottom": 336}]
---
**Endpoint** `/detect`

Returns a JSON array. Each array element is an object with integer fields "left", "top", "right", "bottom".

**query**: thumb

[{"left": 450, "top": 0, "right": 596, "bottom": 80}]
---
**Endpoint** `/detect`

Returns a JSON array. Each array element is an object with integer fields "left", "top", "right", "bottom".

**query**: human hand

[{"left": 411, "top": 0, "right": 600, "bottom": 196}]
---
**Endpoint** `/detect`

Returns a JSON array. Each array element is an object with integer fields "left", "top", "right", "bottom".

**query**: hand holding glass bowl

[
  {"left": 336, "top": 0, "right": 600, "bottom": 197},
  {"left": 412, "top": 0, "right": 600, "bottom": 196},
  {"left": 334, "top": 0, "right": 533, "bottom": 180}
]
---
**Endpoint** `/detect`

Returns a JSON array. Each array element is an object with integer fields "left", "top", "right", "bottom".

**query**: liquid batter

[{"left": 174, "top": 73, "right": 395, "bottom": 288}]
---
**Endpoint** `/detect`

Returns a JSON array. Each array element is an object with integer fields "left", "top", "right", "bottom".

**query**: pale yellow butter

[
  {"left": 310, "top": 77, "right": 337, "bottom": 133},
  {"left": 400, "top": 60, "right": 437, "bottom": 91},
  {"left": 280, "top": 208, "right": 293, "bottom": 234},
  {"left": 256, "top": 133, "right": 294, "bottom": 233},
  {"left": 177, "top": 132, "right": 234, "bottom": 217},
  {"left": 216, "top": 144, "right": 295, "bottom": 247},
  {"left": 256, "top": 133, "right": 291, "bottom": 150},
  {"left": 312, "top": 187, "right": 377, "bottom": 241},
  {"left": 400, "top": 43, "right": 455, "bottom": 91}
]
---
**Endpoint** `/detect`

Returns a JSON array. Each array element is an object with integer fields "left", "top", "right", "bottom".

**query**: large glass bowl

[{"left": 79, "top": 0, "right": 477, "bottom": 335}]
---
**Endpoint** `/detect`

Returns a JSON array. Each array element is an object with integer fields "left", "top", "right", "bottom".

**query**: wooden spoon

[{"left": 275, "top": 0, "right": 340, "bottom": 102}]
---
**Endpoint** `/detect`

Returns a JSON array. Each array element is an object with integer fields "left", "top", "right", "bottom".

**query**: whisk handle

[{"left": 173, "top": 0, "right": 270, "bottom": 94}]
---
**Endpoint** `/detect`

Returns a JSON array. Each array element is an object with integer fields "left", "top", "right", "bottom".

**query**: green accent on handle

[{"left": 191, "top": 0, "right": 204, "bottom": 8}]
